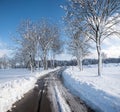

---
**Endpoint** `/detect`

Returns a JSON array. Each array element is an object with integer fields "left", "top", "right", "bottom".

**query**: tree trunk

[
  {"left": 97, "top": 45, "right": 102, "bottom": 76},
  {"left": 29, "top": 55, "right": 34, "bottom": 72},
  {"left": 77, "top": 51, "right": 83, "bottom": 71},
  {"left": 43, "top": 56, "right": 46, "bottom": 70},
  {"left": 43, "top": 55, "right": 48, "bottom": 70},
  {"left": 53, "top": 54, "right": 55, "bottom": 68},
  {"left": 77, "top": 57, "right": 82, "bottom": 71},
  {"left": 45, "top": 57, "right": 48, "bottom": 70},
  {"left": 30, "top": 61, "right": 33, "bottom": 73},
  {"left": 80, "top": 58, "right": 83, "bottom": 71},
  {"left": 37, "top": 60, "right": 40, "bottom": 70},
  {"left": 96, "top": 28, "right": 102, "bottom": 76}
]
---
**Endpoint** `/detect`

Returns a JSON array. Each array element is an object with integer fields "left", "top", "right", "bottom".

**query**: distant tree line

[{"left": 0, "top": 56, "right": 120, "bottom": 69}]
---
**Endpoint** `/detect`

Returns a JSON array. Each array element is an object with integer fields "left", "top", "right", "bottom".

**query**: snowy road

[
  {"left": 47, "top": 68, "right": 94, "bottom": 112},
  {"left": 7, "top": 68, "right": 94, "bottom": 112}
]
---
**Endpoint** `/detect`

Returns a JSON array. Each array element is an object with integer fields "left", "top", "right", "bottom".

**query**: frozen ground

[
  {"left": 63, "top": 64, "right": 120, "bottom": 112},
  {"left": 0, "top": 69, "right": 35, "bottom": 83},
  {"left": 0, "top": 67, "right": 60, "bottom": 112}
]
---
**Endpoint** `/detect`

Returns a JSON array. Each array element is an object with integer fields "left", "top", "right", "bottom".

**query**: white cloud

[
  {"left": 103, "top": 39, "right": 112, "bottom": 46},
  {"left": 102, "top": 46, "right": 120, "bottom": 58},
  {"left": 0, "top": 49, "right": 11, "bottom": 58},
  {"left": 102, "top": 37, "right": 120, "bottom": 58},
  {"left": 0, "top": 40, "right": 12, "bottom": 58},
  {"left": 103, "top": 37, "right": 120, "bottom": 47},
  {"left": 55, "top": 53, "right": 75, "bottom": 61},
  {"left": 86, "top": 37, "right": 120, "bottom": 59}
]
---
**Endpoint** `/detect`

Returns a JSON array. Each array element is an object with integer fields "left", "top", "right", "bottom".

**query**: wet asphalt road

[
  {"left": 7, "top": 74, "right": 52, "bottom": 112},
  {"left": 7, "top": 68, "right": 95, "bottom": 112}
]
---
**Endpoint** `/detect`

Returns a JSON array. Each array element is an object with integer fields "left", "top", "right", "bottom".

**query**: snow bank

[
  {"left": 0, "top": 77, "right": 36, "bottom": 112},
  {"left": 63, "top": 65, "right": 120, "bottom": 112},
  {"left": 0, "top": 67, "right": 60, "bottom": 112}
]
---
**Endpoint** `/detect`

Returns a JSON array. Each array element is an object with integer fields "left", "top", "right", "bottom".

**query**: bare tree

[
  {"left": 15, "top": 20, "right": 37, "bottom": 72},
  {"left": 63, "top": 0, "right": 120, "bottom": 75},
  {"left": 14, "top": 19, "right": 62, "bottom": 70},
  {"left": 64, "top": 15, "right": 90, "bottom": 70},
  {"left": 68, "top": 28, "right": 90, "bottom": 70},
  {"left": 38, "top": 20, "right": 53, "bottom": 70},
  {"left": 50, "top": 26, "right": 62, "bottom": 68},
  {"left": 37, "top": 20, "right": 62, "bottom": 70}
]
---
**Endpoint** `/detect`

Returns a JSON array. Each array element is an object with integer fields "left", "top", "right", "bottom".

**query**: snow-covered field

[
  {"left": 63, "top": 64, "right": 120, "bottom": 112},
  {"left": 0, "top": 67, "right": 60, "bottom": 112}
]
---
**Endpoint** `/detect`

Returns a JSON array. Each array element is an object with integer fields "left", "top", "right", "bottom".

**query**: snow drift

[{"left": 63, "top": 64, "right": 120, "bottom": 112}]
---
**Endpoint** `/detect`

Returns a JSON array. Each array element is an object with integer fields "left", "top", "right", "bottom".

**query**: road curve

[{"left": 7, "top": 68, "right": 95, "bottom": 112}]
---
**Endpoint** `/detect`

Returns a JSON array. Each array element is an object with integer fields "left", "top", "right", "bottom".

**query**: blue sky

[
  {"left": 0, "top": 0, "right": 120, "bottom": 59},
  {"left": 0, "top": 0, "right": 65, "bottom": 44},
  {"left": 0, "top": 0, "right": 68, "bottom": 58}
]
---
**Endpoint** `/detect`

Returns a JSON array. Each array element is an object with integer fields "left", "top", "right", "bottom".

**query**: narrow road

[
  {"left": 7, "top": 68, "right": 95, "bottom": 112},
  {"left": 47, "top": 69, "right": 94, "bottom": 112},
  {"left": 7, "top": 74, "right": 52, "bottom": 112}
]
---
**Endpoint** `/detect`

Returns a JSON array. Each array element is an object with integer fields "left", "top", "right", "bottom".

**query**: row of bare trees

[
  {"left": 63, "top": 0, "right": 120, "bottom": 76},
  {"left": 14, "top": 19, "right": 62, "bottom": 71}
]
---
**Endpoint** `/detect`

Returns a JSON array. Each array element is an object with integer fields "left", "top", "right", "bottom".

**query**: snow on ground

[
  {"left": 0, "top": 67, "right": 60, "bottom": 112},
  {"left": 63, "top": 64, "right": 120, "bottom": 112},
  {"left": 0, "top": 69, "right": 36, "bottom": 83},
  {"left": 54, "top": 85, "right": 71, "bottom": 112}
]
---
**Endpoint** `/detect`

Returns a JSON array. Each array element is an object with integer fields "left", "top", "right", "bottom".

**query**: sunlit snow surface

[
  {"left": 63, "top": 64, "right": 120, "bottom": 112},
  {"left": 0, "top": 67, "right": 60, "bottom": 112},
  {"left": 0, "top": 69, "right": 33, "bottom": 83}
]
